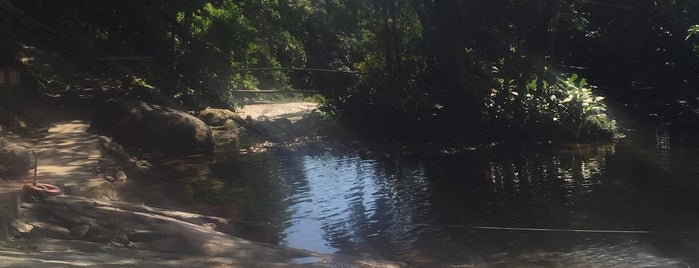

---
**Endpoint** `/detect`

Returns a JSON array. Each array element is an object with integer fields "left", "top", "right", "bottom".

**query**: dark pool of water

[{"left": 125, "top": 127, "right": 699, "bottom": 267}]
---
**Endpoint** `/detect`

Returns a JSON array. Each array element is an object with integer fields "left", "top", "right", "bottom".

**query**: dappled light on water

[{"left": 120, "top": 136, "right": 699, "bottom": 267}]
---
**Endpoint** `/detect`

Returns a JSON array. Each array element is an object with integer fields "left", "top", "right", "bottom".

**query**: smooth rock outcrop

[
  {"left": 91, "top": 99, "right": 214, "bottom": 156},
  {"left": 4, "top": 195, "right": 406, "bottom": 267},
  {"left": 198, "top": 107, "right": 241, "bottom": 126}
]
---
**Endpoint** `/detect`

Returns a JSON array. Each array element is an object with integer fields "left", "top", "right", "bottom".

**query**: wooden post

[
  {"left": 0, "top": 191, "right": 20, "bottom": 241},
  {"left": 0, "top": 66, "right": 21, "bottom": 87},
  {"left": 0, "top": 213, "right": 7, "bottom": 241}
]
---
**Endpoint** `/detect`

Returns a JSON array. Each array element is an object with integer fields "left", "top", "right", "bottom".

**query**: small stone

[
  {"left": 70, "top": 224, "right": 90, "bottom": 239},
  {"left": 202, "top": 223, "right": 216, "bottom": 231},
  {"left": 114, "top": 171, "right": 127, "bottom": 181},
  {"left": 113, "top": 234, "right": 129, "bottom": 246},
  {"left": 11, "top": 220, "right": 34, "bottom": 234},
  {"left": 135, "top": 160, "right": 153, "bottom": 169}
]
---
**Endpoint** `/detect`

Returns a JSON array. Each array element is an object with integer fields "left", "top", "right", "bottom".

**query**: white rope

[
  {"left": 414, "top": 223, "right": 693, "bottom": 234},
  {"left": 474, "top": 226, "right": 661, "bottom": 234}
]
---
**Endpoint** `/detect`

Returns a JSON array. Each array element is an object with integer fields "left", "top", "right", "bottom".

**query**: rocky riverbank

[
  {"left": 0, "top": 104, "right": 404, "bottom": 267},
  {"left": 2, "top": 195, "right": 403, "bottom": 267}
]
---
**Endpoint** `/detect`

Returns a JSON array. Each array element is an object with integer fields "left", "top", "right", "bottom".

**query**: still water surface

[{"left": 134, "top": 129, "right": 699, "bottom": 267}]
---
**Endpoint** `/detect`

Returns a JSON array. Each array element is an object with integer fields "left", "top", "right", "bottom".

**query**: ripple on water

[{"left": 197, "top": 141, "right": 699, "bottom": 266}]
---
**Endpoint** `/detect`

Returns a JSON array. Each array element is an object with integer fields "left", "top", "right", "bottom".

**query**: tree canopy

[{"left": 2, "top": 0, "right": 698, "bottom": 141}]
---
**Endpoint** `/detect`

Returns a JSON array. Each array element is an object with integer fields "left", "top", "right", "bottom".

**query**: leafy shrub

[
  {"left": 486, "top": 71, "right": 617, "bottom": 141},
  {"left": 304, "top": 93, "right": 326, "bottom": 104},
  {"left": 687, "top": 25, "right": 699, "bottom": 54},
  {"left": 552, "top": 73, "right": 616, "bottom": 139}
]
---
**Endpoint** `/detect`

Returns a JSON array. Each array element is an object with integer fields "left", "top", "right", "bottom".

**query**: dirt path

[
  {"left": 1, "top": 121, "right": 105, "bottom": 196},
  {"left": 31, "top": 121, "right": 104, "bottom": 188}
]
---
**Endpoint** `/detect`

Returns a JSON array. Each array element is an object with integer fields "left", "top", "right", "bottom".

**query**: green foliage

[
  {"left": 128, "top": 76, "right": 156, "bottom": 90},
  {"left": 556, "top": 74, "right": 606, "bottom": 120},
  {"left": 304, "top": 94, "right": 327, "bottom": 104},
  {"left": 8, "top": 0, "right": 699, "bottom": 141},
  {"left": 486, "top": 71, "right": 616, "bottom": 141},
  {"left": 686, "top": 25, "right": 699, "bottom": 40},
  {"left": 552, "top": 74, "right": 615, "bottom": 139},
  {"left": 687, "top": 25, "right": 699, "bottom": 54}
]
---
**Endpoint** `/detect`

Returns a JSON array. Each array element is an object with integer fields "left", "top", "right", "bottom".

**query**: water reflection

[
  {"left": 278, "top": 152, "right": 433, "bottom": 258},
  {"left": 126, "top": 138, "right": 699, "bottom": 266},
  {"left": 656, "top": 124, "right": 672, "bottom": 173}
]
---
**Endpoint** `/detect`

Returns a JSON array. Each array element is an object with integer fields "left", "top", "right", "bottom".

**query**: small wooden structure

[{"left": 0, "top": 63, "right": 20, "bottom": 87}]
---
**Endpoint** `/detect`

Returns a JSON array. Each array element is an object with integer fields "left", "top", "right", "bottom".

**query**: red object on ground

[{"left": 23, "top": 183, "right": 62, "bottom": 197}]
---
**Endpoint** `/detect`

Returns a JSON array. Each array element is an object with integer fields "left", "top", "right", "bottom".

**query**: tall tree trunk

[
  {"left": 380, "top": 0, "right": 393, "bottom": 73},
  {"left": 390, "top": 0, "right": 402, "bottom": 83}
]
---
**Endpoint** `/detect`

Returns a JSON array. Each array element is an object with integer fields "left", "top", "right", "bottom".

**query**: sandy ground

[
  {"left": 237, "top": 102, "right": 318, "bottom": 122},
  {"left": 1, "top": 121, "right": 104, "bottom": 196}
]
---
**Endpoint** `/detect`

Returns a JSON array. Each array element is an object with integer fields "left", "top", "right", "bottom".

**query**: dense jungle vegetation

[{"left": 2, "top": 0, "right": 699, "bottom": 142}]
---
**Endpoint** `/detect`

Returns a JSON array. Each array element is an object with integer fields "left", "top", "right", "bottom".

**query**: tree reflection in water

[{"left": 140, "top": 138, "right": 699, "bottom": 266}]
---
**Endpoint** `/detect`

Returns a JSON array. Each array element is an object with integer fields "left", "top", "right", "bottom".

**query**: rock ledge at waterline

[{"left": 4, "top": 195, "right": 405, "bottom": 268}]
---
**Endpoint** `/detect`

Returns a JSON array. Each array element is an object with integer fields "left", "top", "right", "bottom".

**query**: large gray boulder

[
  {"left": 90, "top": 99, "right": 214, "bottom": 156},
  {"left": 0, "top": 138, "right": 35, "bottom": 179}
]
